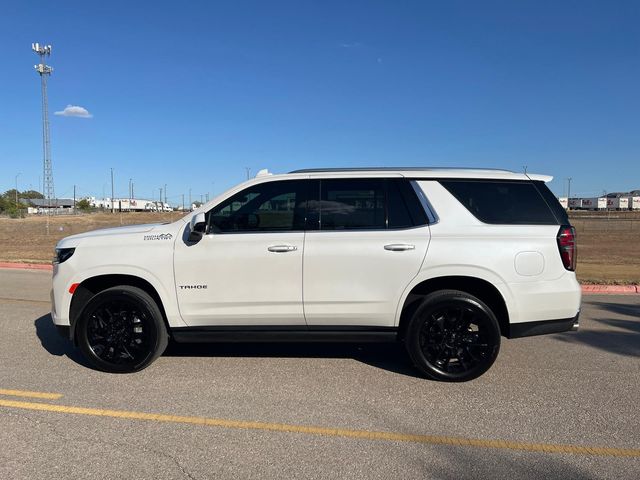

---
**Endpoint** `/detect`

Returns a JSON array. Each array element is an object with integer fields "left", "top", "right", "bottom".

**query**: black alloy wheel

[
  {"left": 76, "top": 286, "right": 168, "bottom": 373},
  {"left": 405, "top": 290, "right": 501, "bottom": 382}
]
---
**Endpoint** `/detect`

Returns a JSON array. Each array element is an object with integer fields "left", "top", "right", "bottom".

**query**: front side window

[{"left": 207, "top": 180, "right": 308, "bottom": 233}]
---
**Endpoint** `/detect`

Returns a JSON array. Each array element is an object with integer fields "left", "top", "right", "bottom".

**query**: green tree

[
  {"left": 21, "top": 190, "right": 44, "bottom": 199},
  {"left": 76, "top": 199, "right": 92, "bottom": 212}
]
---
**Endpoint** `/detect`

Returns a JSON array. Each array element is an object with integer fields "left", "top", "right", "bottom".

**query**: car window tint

[
  {"left": 440, "top": 180, "right": 557, "bottom": 225},
  {"left": 319, "top": 179, "right": 385, "bottom": 230},
  {"left": 208, "top": 180, "right": 307, "bottom": 233},
  {"left": 387, "top": 180, "right": 413, "bottom": 229}
]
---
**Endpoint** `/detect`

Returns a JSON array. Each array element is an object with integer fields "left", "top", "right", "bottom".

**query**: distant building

[
  {"left": 87, "top": 197, "right": 173, "bottom": 212},
  {"left": 20, "top": 198, "right": 75, "bottom": 214}
]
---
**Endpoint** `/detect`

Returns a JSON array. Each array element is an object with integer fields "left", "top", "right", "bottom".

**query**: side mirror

[{"left": 188, "top": 212, "right": 206, "bottom": 242}]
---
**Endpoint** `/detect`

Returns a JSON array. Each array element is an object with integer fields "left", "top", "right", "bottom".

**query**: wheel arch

[
  {"left": 397, "top": 276, "right": 511, "bottom": 338},
  {"left": 69, "top": 274, "right": 170, "bottom": 344}
]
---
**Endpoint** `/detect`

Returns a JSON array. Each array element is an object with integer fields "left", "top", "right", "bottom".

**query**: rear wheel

[
  {"left": 405, "top": 290, "right": 501, "bottom": 382},
  {"left": 76, "top": 286, "right": 168, "bottom": 373}
]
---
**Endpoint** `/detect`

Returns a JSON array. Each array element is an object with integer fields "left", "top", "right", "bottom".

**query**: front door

[{"left": 174, "top": 179, "right": 309, "bottom": 326}]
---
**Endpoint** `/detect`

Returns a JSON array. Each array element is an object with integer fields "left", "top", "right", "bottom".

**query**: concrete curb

[
  {"left": 581, "top": 284, "right": 639, "bottom": 295},
  {"left": 0, "top": 262, "right": 638, "bottom": 294},
  {"left": 0, "top": 262, "right": 53, "bottom": 271}
]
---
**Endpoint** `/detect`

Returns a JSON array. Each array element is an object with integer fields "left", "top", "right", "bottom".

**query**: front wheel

[
  {"left": 405, "top": 290, "right": 501, "bottom": 382},
  {"left": 76, "top": 286, "right": 168, "bottom": 373}
]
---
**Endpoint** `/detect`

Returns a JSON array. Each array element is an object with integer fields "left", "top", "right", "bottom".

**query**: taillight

[{"left": 557, "top": 226, "right": 577, "bottom": 271}]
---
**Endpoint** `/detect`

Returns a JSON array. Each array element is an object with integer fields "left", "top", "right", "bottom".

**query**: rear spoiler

[{"left": 526, "top": 174, "right": 553, "bottom": 183}]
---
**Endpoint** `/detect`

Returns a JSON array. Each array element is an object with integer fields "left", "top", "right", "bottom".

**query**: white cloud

[
  {"left": 339, "top": 42, "right": 363, "bottom": 48},
  {"left": 54, "top": 105, "right": 93, "bottom": 118}
]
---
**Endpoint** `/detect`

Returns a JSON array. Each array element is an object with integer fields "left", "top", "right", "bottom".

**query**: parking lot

[{"left": 0, "top": 268, "right": 638, "bottom": 479}]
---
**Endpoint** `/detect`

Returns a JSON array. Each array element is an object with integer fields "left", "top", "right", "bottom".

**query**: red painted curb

[
  {"left": 581, "top": 285, "right": 638, "bottom": 295},
  {"left": 0, "top": 262, "right": 53, "bottom": 271}
]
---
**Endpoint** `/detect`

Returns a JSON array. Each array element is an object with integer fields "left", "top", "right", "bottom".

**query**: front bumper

[{"left": 509, "top": 310, "right": 580, "bottom": 338}]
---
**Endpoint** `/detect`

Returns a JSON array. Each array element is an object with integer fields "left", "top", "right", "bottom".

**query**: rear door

[{"left": 303, "top": 178, "right": 431, "bottom": 327}]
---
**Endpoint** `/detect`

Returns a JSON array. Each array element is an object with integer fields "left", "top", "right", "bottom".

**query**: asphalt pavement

[{"left": 0, "top": 268, "right": 638, "bottom": 479}]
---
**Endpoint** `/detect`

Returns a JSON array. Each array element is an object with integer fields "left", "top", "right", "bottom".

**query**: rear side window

[
  {"left": 440, "top": 180, "right": 558, "bottom": 225},
  {"left": 318, "top": 179, "right": 386, "bottom": 230},
  {"left": 305, "top": 179, "right": 429, "bottom": 231},
  {"left": 533, "top": 181, "right": 570, "bottom": 225}
]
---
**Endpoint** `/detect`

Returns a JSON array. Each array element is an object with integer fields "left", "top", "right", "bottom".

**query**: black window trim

[{"left": 409, "top": 180, "right": 439, "bottom": 225}]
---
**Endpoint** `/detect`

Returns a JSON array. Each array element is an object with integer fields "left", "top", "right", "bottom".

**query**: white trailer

[
  {"left": 581, "top": 197, "right": 607, "bottom": 210},
  {"left": 568, "top": 198, "right": 582, "bottom": 209},
  {"left": 606, "top": 198, "right": 629, "bottom": 210},
  {"left": 626, "top": 196, "right": 640, "bottom": 210},
  {"left": 558, "top": 197, "right": 569, "bottom": 209}
]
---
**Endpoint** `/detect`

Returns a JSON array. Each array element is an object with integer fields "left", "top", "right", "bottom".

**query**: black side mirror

[{"left": 188, "top": 212, "right": 206, "bottom": 242}]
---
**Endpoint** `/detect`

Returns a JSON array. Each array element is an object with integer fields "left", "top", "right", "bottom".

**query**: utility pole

[
  {"left": 73, "top": 184, "right": 76, "bottom": 214},
  {"left": 164, "top": 184, "right": 167, "bottom": 205},
  {"left": 200, "top": 194, "right": 203, "bottom": 203},
  {"left": 567, "top": 177, "right": 572, "bottom": 199},
  {"left": 111, "top": 168, "right": 115, "bottom": 213},
  {"left": 522, "top": 165, "right": 528, "bottom": 174},
  {"left": 245, "top": 167, "right": 251, "bottom": 180},
  {"left": 15, "top": 172, "right": 21, "bottom": 205},
  {"left": 189, "top": 188, "right": 192, "bottom": 207},
  {"left": 182, "top": 194, "right": 185, "bottom": 212},
  {"left": 131, "top": 182, "right": 134, "bottom": 199},
  {"left": 159, "top": 188, "right": 163, "bottom": 212},
  {"left": 33, "top": 43, "right": 54, "bottom": 230}
]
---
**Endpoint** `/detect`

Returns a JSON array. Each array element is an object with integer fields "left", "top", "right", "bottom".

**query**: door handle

[
  {"left": 267, "top": 245, "right": 298, "bottom": 253},
  {"left": 384, "top": 244, "right": 415, "bottom": 251}
]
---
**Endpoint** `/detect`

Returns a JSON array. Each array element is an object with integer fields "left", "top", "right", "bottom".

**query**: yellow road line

[
  {"left": 0, "top": 398, "right": 638, "bottom": 457},
  {"left": 0, "top": 389, "right": 63, "bottom": 400}
]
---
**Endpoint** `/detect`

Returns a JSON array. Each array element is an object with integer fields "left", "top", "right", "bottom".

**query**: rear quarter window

[{"left": 439, "top": 180, "right": 560, "bottom": 225}]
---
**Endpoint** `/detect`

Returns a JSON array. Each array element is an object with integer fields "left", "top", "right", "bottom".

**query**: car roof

[{"left": 283, "top": 167, "right": 552, "bottom": 182}]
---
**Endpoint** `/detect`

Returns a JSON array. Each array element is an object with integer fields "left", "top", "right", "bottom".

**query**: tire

[
  {"left": 405, "top": 290, "right": 501, "bottom": 382},
  {"left": 76, "top": 286, "right": 168, "bottom": 373}
]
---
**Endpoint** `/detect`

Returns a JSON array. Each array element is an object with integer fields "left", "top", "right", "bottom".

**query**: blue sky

[{"left": 1, "top": 0, "right": 639, "bottom": 204}]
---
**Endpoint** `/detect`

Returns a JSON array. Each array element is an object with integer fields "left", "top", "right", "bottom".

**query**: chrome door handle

[
  {"left": 384, "top": 244, "right": 415, "bottom": 251},
  {"left": 267, "top": 245, "right": 298, "bottom": 253}
]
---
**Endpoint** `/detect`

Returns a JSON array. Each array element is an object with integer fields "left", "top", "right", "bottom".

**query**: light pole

[
  {"left": 32, "top": 43, "right": 55, "bottom": 216},
  {"left": 110, "top": 168, "right": 115, "bottom": 213},
  {"left": 15, "top": 172, "right": 21, "bottom": 205}
]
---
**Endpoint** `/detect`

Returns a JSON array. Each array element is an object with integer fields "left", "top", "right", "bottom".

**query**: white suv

[{"left": 51, "top": 168, "right": 581, "bottom": 381}]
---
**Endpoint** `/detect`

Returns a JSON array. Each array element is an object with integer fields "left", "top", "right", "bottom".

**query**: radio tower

[{"left": 32, "top": 43, "right": 55, "bottom": 212}]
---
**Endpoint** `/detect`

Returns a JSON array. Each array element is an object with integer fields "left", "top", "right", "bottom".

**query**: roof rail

[{"left": 288, "top": 167, "right": 515, "bottom": 174}]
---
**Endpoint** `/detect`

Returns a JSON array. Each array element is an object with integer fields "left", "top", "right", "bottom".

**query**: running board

[{"left": 170, "top": 326, "right": 399, "bottom": 344}]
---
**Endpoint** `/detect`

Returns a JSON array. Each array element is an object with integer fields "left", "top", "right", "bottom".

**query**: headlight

[{"left": 53, "top": 248, "right": 75, "bottom": 264}]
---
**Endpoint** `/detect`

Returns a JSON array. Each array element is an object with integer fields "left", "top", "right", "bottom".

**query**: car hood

[{"left": 57, "top": 223, "right": 164, "bottom": 246}]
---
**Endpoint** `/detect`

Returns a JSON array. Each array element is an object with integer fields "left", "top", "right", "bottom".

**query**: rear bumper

[{"left": 509, "top": 311, "right": 580, "bottom": 338}]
